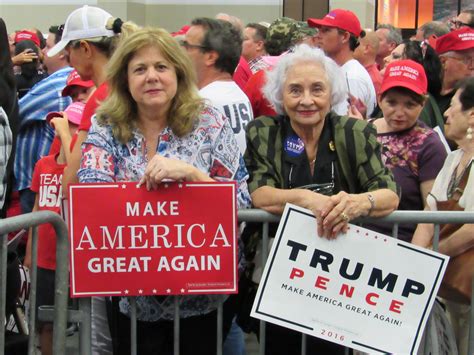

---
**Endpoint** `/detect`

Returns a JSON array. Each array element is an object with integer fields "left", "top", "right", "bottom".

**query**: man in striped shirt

[
  {"left": 0, "top": 107, "right": 13, "bottom": 214},
  {"left": 14, "top": 25, "right": 72, "bottom": 213}
]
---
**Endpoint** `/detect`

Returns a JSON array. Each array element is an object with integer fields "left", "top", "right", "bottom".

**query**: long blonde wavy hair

[{"left": 96, "top": 27, "right": 203, "bottom": 144}]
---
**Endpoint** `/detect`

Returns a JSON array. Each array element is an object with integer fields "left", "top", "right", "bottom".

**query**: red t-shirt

[
  {"left": 365, "top": 63, "right": 383, "bottom": 96},
  {"left": 70, "top": 82, "right": 109, "bottom": 150},
  {"left": 30, "top": 154, "right": 66, "bottom": 270},
  {"left": 244, "top": 70, "right": 276, "bottom": 118},
  {"left": 48, "top": 136, "right": 61, "bottom": 156},
  {"left": 78, "top": 82, "right": 109, "bottom": 132},
  {"left": 233, "top": 56, "right": 252, "bottom": 91}
]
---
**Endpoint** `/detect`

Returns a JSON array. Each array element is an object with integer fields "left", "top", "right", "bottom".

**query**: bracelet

[{"left": 367, "top": 193, "right": 375, "bottom": 215}]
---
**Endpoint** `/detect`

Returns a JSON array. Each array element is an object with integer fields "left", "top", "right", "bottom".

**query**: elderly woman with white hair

[{"left": 241, "top": 45, "right": 400, "bottom": 354}]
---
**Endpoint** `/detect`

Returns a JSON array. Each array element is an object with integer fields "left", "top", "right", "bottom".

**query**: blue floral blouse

[{"left": 78, "top": 105, "right": 251, "bottom": 321}]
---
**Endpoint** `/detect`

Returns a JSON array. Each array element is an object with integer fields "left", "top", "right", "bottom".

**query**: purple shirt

[{"left": 370, "top": 120, "right": 447, "bottom": 241}]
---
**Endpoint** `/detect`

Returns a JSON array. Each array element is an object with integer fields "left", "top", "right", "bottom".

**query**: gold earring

[{"left": 467, "top": 127, "right": 473, "bottom": 140}]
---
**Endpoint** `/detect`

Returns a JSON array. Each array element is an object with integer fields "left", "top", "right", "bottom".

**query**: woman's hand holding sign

[{"left": 138, "top": 155, "right": 213, "bottom": 190}]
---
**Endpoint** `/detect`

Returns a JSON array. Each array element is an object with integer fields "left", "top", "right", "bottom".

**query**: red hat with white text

[
  {"left": 14, "top": 30, "right": 40, "bottom": 47},
  {"left": 307, "top": 9, "right": 363, "bottom": 37},
  {"left": 46, "top": 102, "right": 85, "bottom": 126},
  {"left": 61, "top": 70, "right": 95, "bottom": 97},
  {"left": 380, "top": 60, "right": 428, "bottom": 95},
  {"left": 435, "top": 27, "right": 474, "bottom": 54}
]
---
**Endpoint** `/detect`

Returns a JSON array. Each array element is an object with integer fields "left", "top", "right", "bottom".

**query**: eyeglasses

[
  {"left": 179, "top": 40, "right": 209, "bottom": 51},
  {"left": 445, "top": 55, "right": 474, "bottom": 67},
  {"left": 449, "top": 19, "right": 473, "bottom": 29}
]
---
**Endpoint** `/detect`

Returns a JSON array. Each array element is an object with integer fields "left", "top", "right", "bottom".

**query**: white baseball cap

[{"left": 47, "top": 5, "right": 114, "bottom": 57}]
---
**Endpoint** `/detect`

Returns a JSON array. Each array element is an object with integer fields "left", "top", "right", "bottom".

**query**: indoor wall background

[
  {"left": 2, "top": 0, "right": 472, "bottom": 41},
  {"left": 0, "top": 0, "right": 283, "bottom": 34}
]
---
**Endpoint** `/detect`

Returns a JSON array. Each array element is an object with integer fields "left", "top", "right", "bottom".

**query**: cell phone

[{"left": 345, "top": 74, "right": 352, "bottom": 104}]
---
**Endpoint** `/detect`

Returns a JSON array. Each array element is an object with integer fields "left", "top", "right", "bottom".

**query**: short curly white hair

[{"left": 263, "top": 44, "right": 347, "bottom": 115}]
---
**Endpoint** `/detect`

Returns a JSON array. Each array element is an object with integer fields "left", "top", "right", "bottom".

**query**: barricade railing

[
  {"left": 0, "top": 211, "right": 69, "bottom": 355},
  {"left": 0, "top": 209, "right": 473, "bottom": 355},
  {"left": 238, "top": 209, "right": 474, "bottom": 355}
]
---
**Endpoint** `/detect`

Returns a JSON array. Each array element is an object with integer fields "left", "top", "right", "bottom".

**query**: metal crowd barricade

[
  {"left": 1, "top": 209, "right": 473, "bottom": 355},
  {"left": 238, "top": 209, "right": 474, "bottom": 355},
  {"left": 0, "top": 211, "right": 69, "bottom": 355}
]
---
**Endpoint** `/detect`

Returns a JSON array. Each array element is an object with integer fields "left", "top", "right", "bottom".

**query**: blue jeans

[{"left": 223, "top": 317, "right": 246, "bottom": 355}]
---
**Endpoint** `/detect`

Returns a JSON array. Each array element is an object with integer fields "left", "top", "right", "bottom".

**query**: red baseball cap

[
  {"left": 46, "top": 102, "right": 85, "bottom": 127},
  {"left": 14, "top": 30, "right": 40, "bottom": 47},
  {"left": 61, "top": 70, "right": 95, "bottom": 97},
  {"left": 307, "top": 9, "right": 362, "bottom": 37},
  {"left": 435, "top": 27, "right": 474, "bottom": 54},
  {"left": 380, "top": 60, "right": 428, "bottom": 95},
  {"left": 171, "top": 25, "right": 190, "bottom": 37}
]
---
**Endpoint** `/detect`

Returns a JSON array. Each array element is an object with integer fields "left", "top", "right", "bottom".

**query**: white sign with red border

[{"left": 251, "top": 203, "right": 449, "bottom": 354}]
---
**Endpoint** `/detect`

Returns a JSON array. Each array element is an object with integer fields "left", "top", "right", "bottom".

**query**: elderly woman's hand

[
  {"left": 138, "top": 155, "right": 213, "bottom": 190},
  {"left": 305, "top": 192, "right": 335, "bottom": 239},
  {"left": 317, "top": 191, "right": 370, "bottom": 239},
  {"left": 303, "top": 191, "right": 350, "bottom": 240}
]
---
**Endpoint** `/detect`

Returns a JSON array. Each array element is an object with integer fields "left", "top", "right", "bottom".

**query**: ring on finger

[{"left": 340, "top": 211, "right": 350, "bottom": 222}]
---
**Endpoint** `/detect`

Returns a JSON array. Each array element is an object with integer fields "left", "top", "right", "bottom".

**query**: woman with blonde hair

[
  {"left": 78, "top": 27, "right": 250, "bottom": 354},
  {"left": 47, "top": 5, "right": 139, "bottom": 354}
]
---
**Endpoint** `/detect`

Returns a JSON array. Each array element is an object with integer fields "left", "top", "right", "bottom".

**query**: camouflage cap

[
  {"left": 291, "top": 21, "right": 318, "bottom": 44},
  {"left": 265, "top": 17, "right": 299, "bottom": 55}
]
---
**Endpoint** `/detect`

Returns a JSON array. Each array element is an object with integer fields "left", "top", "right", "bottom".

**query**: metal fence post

[
  {"left": 27, "top": 226, "right": 38, "bottom": 355},
  {"left": 469, "top": 275, "right": 473, "bottom": 355},
  {"left": 217, "top": 298, "right": 223, "bottom": 355},
  {"left": 391, "top": 223, "right": 399, "bottom": 239},
  {"left": 130, "top": 297, "right": 137, "bottom": 355},
  {"left": 0, "top": 211, "right": 69, "bottom": 355},
  {"left": 79, "top": 298, "right": 92, "bottom": 355},
  {"left": 301, "top": 333, "right": 307, "bottom": 355},
  {"left": 50, "top": 213, "right": 69, "bottom": 355},
  {"left": 0, "top": 233, "right": 7, "bottom": 355},
  {"left": 174, "top": 297, "right": 180, "bottom": 355},
  {"left": 433, "top": 224, "right": 440, "bottom": 252},
  {"left": 259, "top": 221, "right": 269, "bottom": 355}
]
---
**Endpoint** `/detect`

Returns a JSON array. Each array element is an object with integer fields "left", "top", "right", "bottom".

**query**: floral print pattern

[
  {"left": 373, "top": 120, "right": 447, "bottom": 241},
  {"left": 78, "top": 105, "right": 250, "bottom": 321}
]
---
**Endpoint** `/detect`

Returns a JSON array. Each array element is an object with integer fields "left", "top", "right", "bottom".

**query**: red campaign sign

[{"left": 68, "top": 182, "right": 237, "bottom": 298}]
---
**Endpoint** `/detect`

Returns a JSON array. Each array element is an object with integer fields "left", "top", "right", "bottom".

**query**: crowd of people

[{"left": 0, "top": 4, "right": 473, "bottom": 355}]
